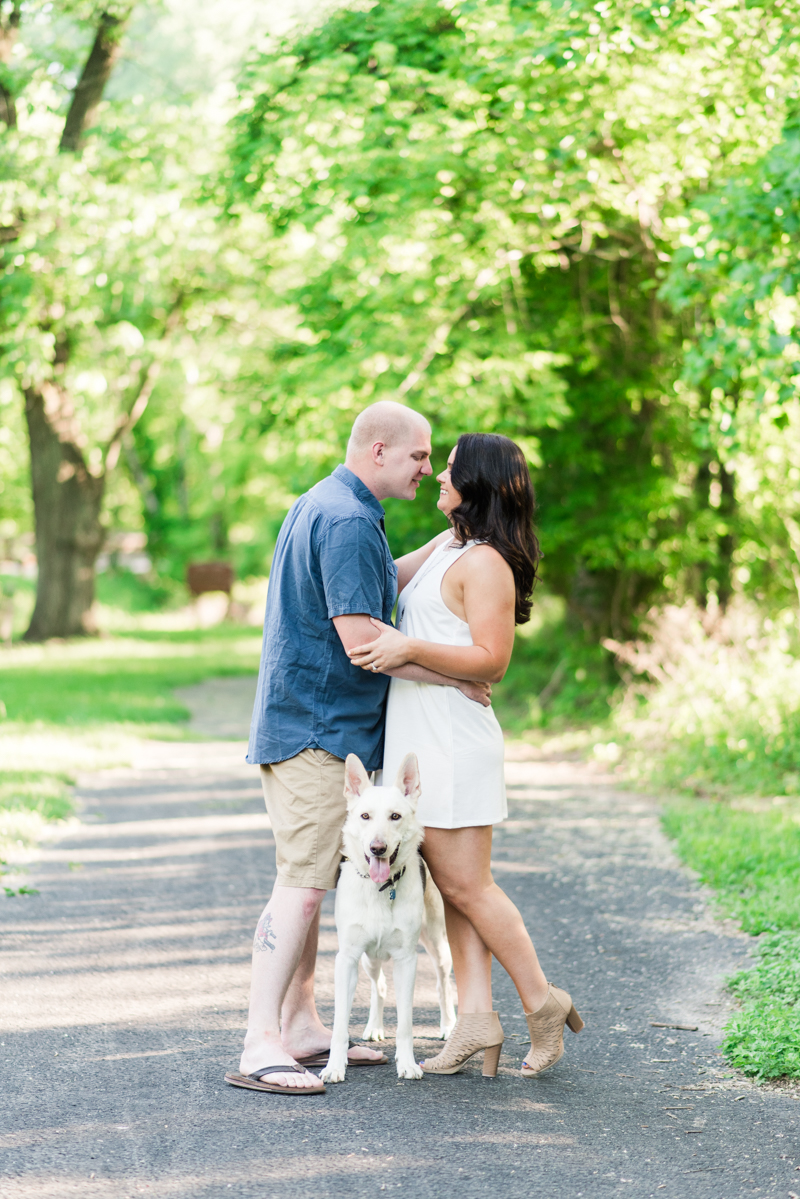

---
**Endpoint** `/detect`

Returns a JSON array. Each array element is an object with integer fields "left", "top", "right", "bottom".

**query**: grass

[
  {"left": 0, "top": 771, "right": 74, "bottom": 824},
  {"left": 604, "top": 602, "right": 800, "bottom": 1081},
  {"left": 0, "top": 621, "right": 262, "bottom": 871},
  {"left": 0, "top": 626, "right": 261, "bottom": 726},
  {"left": 661, "top": 798, "right": 800, "bottom": 1080}
]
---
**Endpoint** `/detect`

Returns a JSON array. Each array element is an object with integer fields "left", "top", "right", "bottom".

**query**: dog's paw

[
  {"left": 439, "top": 1023, "right": 456, "bottom": 1040},
  {"left": 396, "top": 1061, "right": 424, "bottom": 1080},
  {"left": 362, "top": 1025, "right": 385, "bottom": 1042},
  {"left": 319, "top": 1066, "right": 346, "bottom": 1084}
]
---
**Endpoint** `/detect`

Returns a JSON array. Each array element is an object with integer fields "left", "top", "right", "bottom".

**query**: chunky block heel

[
  {"left": 566, "top": 1004, "right": 584, "bottom": 1034},
  {"left": 421, "top": 1012, "right": 504, "bottom": 1075},
  {"left": 482, "top": 1042, "right": 502, "bottom": 1077},
  {"left": 521, "top": 984, "right": 583, "bottom": 1077}
]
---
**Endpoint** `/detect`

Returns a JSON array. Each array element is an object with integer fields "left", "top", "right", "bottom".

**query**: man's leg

[
  {"left": 279, "top": 901, "right": 385, "bottom": 1064},
  {"left": 241, "top": 752, "right": 383, "bottom": 1079},
  {"left": 239, "top": 884, "right": 326, "bottom": 1089}
]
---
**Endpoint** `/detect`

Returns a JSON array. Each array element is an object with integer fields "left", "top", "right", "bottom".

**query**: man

[{"left": 228, "top": 401, "right": 490, "bottom": 1093}]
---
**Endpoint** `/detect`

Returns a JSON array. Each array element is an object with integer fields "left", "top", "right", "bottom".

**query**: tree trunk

[
  {"left": 0, "top": 3, "right": 22, "bottom": 128},
  {"left": 23, "top": 387, "right": 106, "bottom": 640},
  {"left": 59, "top": 9, "right": 131, "bottom": 154}
]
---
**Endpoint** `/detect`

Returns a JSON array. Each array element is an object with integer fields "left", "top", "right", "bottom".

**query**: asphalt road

[{"left": 2, "top": 683, "right": 799, "bottom": 1199}]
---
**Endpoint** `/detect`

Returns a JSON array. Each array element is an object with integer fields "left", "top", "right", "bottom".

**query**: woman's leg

[
  {"left": 440, "top": 894, "right": 493, "bottom": 1013},
  {"left": 423, "top": 826, "right": 550, "bottom": 1014}
]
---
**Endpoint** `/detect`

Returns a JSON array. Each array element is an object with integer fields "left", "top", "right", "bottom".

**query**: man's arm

[{"left": 332, "top": 615, "right": 492, "bottom": 706}]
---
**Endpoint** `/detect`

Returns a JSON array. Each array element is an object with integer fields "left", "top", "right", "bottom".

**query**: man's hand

[{"left": 457, "top": 680, "right": 493, "bottom": 707}]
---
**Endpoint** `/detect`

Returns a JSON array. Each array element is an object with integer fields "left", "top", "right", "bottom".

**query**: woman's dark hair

[{"left": 449, "top": 432, "right": 541, "bottom": 624}]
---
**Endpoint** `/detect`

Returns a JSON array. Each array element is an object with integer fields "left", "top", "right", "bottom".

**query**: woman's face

[{"left": 436, "top": 447, "right": 462, "bottom": 519}]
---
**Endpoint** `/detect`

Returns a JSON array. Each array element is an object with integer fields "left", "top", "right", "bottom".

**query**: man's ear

[
  {"left": 394, "top": 753, "right": 421, "bottom": 806},
  {"left": 344, "top": 754, "right": 371, "bottom": 806}
]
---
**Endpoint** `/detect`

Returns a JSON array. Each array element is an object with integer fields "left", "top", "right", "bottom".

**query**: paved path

[{"left": 2, "top": 683, "right": 799, "bottom": 1198}]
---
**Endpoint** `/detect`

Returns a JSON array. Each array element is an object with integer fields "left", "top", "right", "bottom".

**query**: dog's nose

[{"left": 369, "top": 840, "right": 387, "bottom": 857}]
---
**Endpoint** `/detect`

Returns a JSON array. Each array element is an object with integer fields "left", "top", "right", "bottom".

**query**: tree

[
  {"left": 663, "top": 120, "right": 800, "bottom": 610},
  {"left": 224, "top": 0, "right": 797, "bottom": 634},
  {"left": 0, "top": 2, "right": 256, "bottom": 637}
]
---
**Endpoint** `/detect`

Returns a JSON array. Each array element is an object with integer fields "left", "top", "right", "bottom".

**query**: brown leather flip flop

[
  {"left": 296, "top": 1039, "right": 389, "bottom": 1068},
  {"left": 224, "top": 1065, "right": 326, "bottom": 1094}
]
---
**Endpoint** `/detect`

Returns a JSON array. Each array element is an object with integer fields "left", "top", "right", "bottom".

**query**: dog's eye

[
  {"left": 360, "top": 812, "right": 370, "bottom": 820},
  {"left": 390, "top": 812, "right": 401, "bottom": 821}
]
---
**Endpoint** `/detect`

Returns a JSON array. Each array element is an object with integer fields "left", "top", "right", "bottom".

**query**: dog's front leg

[
  {"left": 361, "top": 953, "right": 387, "bottom": 1042},
  {"left": 391, "top": 953, "right": 423, "bottom": 1079},
  {"left": 319, "top": 952, "right": 359, "bottom": 1084}
]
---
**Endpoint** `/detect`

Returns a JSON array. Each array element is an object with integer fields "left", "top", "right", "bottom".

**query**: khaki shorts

[{"left": 260, "top": 748, "right": 347, "bottom": 890}]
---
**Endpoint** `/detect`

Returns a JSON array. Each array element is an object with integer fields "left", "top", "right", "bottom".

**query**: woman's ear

[{"left": 344, "top": 753, "right": 371, "bottom": 806}]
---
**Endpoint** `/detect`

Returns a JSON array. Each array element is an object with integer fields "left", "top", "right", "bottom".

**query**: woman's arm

[
  {"left": 332, "top": 615, "right": 493, "bottom": 706},
  {"left": 394, "top": 529, "right": 452, "bottom": 594},
  {"left": 348, "top": 546, "right": 516, "bottom": 684}
]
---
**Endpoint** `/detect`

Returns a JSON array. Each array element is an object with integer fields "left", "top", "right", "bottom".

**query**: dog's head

[{"left": 342, "top": 753, "right": 423, "bottom": 886}]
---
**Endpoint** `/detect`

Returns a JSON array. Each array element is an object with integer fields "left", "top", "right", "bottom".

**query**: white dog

[{"left": 320, "top": 752, "right": 456, "bottom": 1084}]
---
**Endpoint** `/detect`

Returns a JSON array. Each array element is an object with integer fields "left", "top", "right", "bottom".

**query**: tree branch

[
  {"left": 397, "top": 305, "right": 469, "bottom": 396},
  {"left": 104, "top": 301, "right": 183, "bottom": 471},
  {"left": 59, "top": 9, "right": 132, "bottom": 153}
]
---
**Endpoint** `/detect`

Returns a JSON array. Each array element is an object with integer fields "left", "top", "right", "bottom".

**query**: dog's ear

[
  {"left": 344, "top": 754, "right": 371, "bottom": 806},
  {"left": 394, "top": 753, "right": 421, "bottom": 805}
]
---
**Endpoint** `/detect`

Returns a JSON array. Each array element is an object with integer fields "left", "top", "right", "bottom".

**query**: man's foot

[
  {"left": 282, "top": 1025, "right": 385, "bottom": 1065},
  {"left": 240, "top": 1033, "right": 321, "bottom": 1090}
]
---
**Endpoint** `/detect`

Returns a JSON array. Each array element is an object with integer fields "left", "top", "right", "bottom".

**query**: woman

[{"left": 348, "top": 433, "right": 583, "bottom": 1078}]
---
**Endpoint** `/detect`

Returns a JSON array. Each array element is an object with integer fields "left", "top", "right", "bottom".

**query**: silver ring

[{"left": 371, "top": 664, "right": 378, "bottom": 672}]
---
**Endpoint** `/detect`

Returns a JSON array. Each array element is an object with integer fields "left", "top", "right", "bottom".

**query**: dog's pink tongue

[{"left": 369, "top": 856, "right": 392, "bottom": 885}]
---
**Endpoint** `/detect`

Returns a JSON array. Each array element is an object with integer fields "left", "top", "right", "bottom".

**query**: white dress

[{"left": 382, "top": 539, "right": 507, "bottom": 829}]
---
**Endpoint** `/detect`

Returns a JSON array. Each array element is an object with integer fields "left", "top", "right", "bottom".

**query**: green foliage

[
  {"left": 222, "top": 0, "right": 800, "bottom": 629},
  {"left": 613, "top": 601, "right": 800, "bottom": 799},
  {"left": 493, "top": 595, "right": 618, "bottom": 732},
  {"left": 663, "top": 125, "right": 800, "bottom": 605},
  {"left": 662, "top": 798, "right": 800, "bottom": 1079},
  {"left": 722, "top": 934, "right": 800, "bottom": 1081},
  {"left": 95, "top": 568, "right": 173, "bottom": 612}
]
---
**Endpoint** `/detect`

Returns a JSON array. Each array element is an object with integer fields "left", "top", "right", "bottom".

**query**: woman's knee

[{"left": 437, "top": 873, "right": 491, "bottom": 914}]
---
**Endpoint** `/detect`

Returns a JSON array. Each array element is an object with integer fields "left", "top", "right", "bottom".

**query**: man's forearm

[{"left": 385, "top": 663, "right": 461, "bottom": 688}]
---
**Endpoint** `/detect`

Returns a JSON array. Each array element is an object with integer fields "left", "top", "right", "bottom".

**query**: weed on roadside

[{"left": 661, "top": 798, "right": 800, "bottom": 1080}]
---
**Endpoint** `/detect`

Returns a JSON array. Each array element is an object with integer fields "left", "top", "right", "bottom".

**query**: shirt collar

[{"left": 332, "top": 465, "right": 386, "bottom": 527}]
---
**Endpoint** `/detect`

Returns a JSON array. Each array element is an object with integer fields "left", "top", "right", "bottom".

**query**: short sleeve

[{"left": 316, "top": 516, "right": 387, "bottom": 619}]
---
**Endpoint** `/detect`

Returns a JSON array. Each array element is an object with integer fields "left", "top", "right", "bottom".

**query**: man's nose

[
  {"left": 421, "top": 459, "right": 433, "bottom": 476},
  {"left": 369, "top": 839, "right": 387, "bottom": 857}
]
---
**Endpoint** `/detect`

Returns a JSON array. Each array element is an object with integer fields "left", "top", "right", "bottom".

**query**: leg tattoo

[{"left": 254, "top": 911, "right": 277, "bottom": 953}]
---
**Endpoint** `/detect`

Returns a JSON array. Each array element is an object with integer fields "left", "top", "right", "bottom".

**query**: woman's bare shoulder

[{"left": 459, "top": 543, "right": 514, "bottom": 584}]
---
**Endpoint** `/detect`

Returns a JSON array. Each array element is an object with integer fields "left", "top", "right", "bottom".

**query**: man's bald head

[
  {"left": 346, "top": 401, "right": 430, "bottom": 458},
  {"left": 344, "top": 401, "right": 433, "bottom": 502}
]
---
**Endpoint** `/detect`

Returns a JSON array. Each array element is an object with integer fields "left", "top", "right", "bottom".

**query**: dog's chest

[{"left": 336, "top": 877, "right": 422, "bottom": 958}]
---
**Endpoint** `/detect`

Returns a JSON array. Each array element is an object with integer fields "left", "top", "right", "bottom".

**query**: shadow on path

[{"left": 1, "top": 716, "right": 798, "bottom": 1197}]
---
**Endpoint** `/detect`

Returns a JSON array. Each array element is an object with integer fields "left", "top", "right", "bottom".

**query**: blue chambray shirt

[{"left": 246, "top": 465, "right": 398, "bottom": 771}]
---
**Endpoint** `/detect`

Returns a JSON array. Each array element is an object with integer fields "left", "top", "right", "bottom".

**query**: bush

[
  {"left": 610, "top": 601, "right": 800, "bottom": 798},
  {"left": 492, "top": 594, "right": 619, "bottom": 734}
]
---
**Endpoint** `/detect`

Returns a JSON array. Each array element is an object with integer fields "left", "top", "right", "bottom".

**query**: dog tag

[{"left": 389, "top": 888, "right": 396, "bottom": 901}]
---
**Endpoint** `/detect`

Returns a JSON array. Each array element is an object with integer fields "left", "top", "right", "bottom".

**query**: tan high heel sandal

[
  {"left": 521, "top": 984, "right": 584, "bottom": 1077},
  {"left": 420, "top": 1012, "right": 504, "bottom": 1077}
]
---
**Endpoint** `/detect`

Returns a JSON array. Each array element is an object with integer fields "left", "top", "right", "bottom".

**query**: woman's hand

[{"left": 348, "top": 618, "right": 412, "bottom": 672}]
